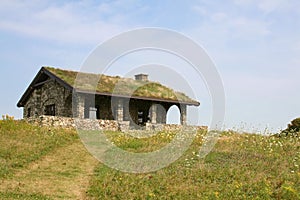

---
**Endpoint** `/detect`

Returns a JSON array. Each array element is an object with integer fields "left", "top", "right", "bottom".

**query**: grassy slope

[
  {"left": 0, "top": 119, "right": 85, "bottom": 199},
  {"left": 0, "top": 120, "right": 299, "bottom": 199},
  {"left": 0, "top": 119, "right": 77, "bottom": 179},
  {"left": 87, "top": 131, "right": 300, "bottom": 200}
]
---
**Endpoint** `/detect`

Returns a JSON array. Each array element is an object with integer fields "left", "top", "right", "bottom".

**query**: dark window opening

[
  {"left": 27, "top": 108, "right": 31, "bottom": 118},
  {"left": 95, "top": 105, "right": 100, "bottom": 119},
  {"left": 45, "top": 104, "right": 55, "bottom": 116},
  {"left": 137, "top": 111, "right": 144, "bottom": 125}
]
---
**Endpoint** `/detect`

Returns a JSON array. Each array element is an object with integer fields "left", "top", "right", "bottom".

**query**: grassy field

[{"left": 0, "top": 119, "right": 299, "bottom": 199}]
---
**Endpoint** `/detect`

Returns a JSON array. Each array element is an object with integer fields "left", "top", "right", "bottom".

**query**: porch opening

[{"left": 166, "top": 105, "right": 180, "bottom": 125}]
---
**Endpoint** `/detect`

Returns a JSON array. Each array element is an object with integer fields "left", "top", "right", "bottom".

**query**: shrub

[{"left": 281, "top": 118, "right": 300, "bottom": 136}]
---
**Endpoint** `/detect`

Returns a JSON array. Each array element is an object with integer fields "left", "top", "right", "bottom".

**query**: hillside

[{"left": 0, "top": 119, "right": 299, "bottom": 199}]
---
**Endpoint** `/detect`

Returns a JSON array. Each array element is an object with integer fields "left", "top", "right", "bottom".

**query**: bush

[{"left": 281, "top": 118, "right": 300, "bottom": 136}]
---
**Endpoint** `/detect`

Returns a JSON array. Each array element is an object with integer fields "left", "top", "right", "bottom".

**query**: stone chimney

[{"left": 134, "top": 74, "right": 148, "bottom": 81}]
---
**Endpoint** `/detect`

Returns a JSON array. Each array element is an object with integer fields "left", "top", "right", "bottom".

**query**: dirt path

[{"left": 0, "top": 141, "right": 99, "bottom": 199}]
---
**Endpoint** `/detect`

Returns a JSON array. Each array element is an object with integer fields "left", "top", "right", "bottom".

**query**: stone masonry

[
  {"left": 26, "top": 115, "right": 207, "bottom": 132},
  {"left": 24, "top": 79, "right": 72, "bottom": 118}
]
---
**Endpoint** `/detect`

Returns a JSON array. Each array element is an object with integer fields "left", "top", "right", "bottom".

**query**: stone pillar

[
  {"left": 123, "top": 99, "right": 130, "bottom": 121},
  {"left": 150, "top": 104, "right": 157, "bottom": 124},
  {"left": 89, "top": 107, "right": 97, "bottom": 119},
  {"left": 161, "top": 105, "right": 166, "bottom": 124},
  {"left": 180, "top": 104, "right": 187, "bottom": 125},
  {"left": 116, "top": 98, "right": 124, "bottom": 121},
  {"left": 76, "top": 95, "right": 85, "bottom": 119},
  {"left": 156, "top": 104, "right": 166, "bottom": 124}
]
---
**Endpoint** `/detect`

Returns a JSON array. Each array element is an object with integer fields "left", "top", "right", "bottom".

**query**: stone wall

[
  {"left": 27, "top": 115, "right": 119, "bottom": 131},
  {"left": 24, "top": 79, "right": 72, "bottom": 118},
  {"left": 26, "top": 115, "right": 207, "bottom": 132}
]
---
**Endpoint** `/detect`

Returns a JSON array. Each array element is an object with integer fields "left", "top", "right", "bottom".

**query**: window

[
  {"left": 27, "top": 107, "right": 31, "bottom": 118},
  {"left": 137, "top": 111, "right": 144, "bottom": 125},
  {"left": 45, "top": 104, "right": 55, "bottom": 116}
]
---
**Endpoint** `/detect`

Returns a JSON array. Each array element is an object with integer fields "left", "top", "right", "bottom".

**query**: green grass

[
  {"left": 87, "top": 131, "right": 300, "bottom": 200},
  {"left": 0, "top": 119, "right": 77, "bottom": 178},
  {"left": 0, "top": 119, "right": 299, "bottom": 199},
  {"left": 0, "top": 191, "right": 51, "bottom": 200},
  {"left": 103, "top": 130, "right": 183, "bottom": 152}
]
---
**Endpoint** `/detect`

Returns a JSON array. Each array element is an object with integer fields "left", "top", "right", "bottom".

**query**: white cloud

[
  {"left": 211, "top": 12, "right": 228, "bottom": 22},
  {"left": 257, "top": 0, "right": 285, "bottom": 13},
  {"left": 0, "top": 1, "right": 131, "bottom": 45},
  {"left": 234, "top": 0, "right": 300, "bottom": 14},
  {"left": 191, "top": 2, "right": 271, "bottom": 39},
  {"left": 191, "top": 5, "right": 208, "bottom": 16},
  {"left": 230, "top": 17, "right": 270, "bottom": 37}
]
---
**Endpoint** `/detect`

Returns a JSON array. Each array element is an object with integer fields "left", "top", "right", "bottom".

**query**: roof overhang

[{"left": 75, "top": 89, "right": 200, "bottom": 106}]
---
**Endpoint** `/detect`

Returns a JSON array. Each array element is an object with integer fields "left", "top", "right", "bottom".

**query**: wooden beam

[{"left": 33, "top": 79, "right": 52, "bottom": 88}]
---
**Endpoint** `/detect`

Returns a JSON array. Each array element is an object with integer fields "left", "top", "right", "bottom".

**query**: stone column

[
  {"left": 180, "top": 104, "right": 187, "bottom": 125},
  {"left": 161, "top": 106, "right": 166, "bottom": 124},
  {"left": 123, "top": 99, "right": 130, "bottom": 121},
  {"left": 89, "top": 107, "right": 97, "bottom": 119},
  {"left": 156, "top": 104, "right": 166, "bottom": 124},
  {"left": 150, "top": 104, "right": 157, "bottom": 124},
  {"left": 76, "top": 95, "right": 85, "bottom": 119},
  {"left": 116, "top": 98, "right": 124, "bottom": 121}
]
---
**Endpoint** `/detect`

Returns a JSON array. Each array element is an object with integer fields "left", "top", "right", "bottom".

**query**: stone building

[{"left": 17, "top": 67, "right": 200, "bottom": 127}]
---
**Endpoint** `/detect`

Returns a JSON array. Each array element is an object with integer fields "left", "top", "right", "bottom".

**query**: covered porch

[{"left": 73, "top": 93, "right": 189, "bottom": 127}]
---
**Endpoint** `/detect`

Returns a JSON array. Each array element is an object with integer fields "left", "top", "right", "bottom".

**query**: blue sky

[{"left": 0, "top": 0, "right": 299, "bottom": 132}]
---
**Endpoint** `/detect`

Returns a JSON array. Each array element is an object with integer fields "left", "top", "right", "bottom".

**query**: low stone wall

[
  {"left": 27, "top": 115, "right": 74, "bottom": 128},
  {"left": 26, "top": 115, "right": 207, "bottom": 132},
  {"left": 27, "top": 115, "right": 119, "bottom": 131}
]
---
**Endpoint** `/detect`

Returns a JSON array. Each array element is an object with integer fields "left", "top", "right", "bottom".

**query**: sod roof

[
  {"left": 45, "top": 66, "right": 199, "bottom": 105},
  {"left": 22, "top": 66, "right": 198, "bottom": 106}
]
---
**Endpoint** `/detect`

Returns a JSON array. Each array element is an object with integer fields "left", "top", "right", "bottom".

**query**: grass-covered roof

[{"left": 45, "top": 67, "right": 199, "bottom": 105}]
